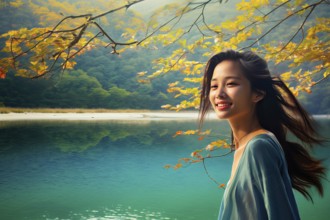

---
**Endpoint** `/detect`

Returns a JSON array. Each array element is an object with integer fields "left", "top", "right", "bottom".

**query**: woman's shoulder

[
  {"left": 244, "top": 133, "right": 284, "bottom": 164},
  {"left": 247, "top": 133, "right": 282, "bottom": 151}
]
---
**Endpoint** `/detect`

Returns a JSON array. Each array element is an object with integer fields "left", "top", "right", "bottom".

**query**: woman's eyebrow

[{"left": 211, "top": 76, "right": 241, "bottom": 81}]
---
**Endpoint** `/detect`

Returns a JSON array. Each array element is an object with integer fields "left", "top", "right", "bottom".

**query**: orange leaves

[
  {"left": 173, "top": 130, "right": 184, "bottom": 137},
  {"left": 0, "top": 67, "right": 6, "bottom": 79},
  {"left": 180, "top": 158, "right": 192, "bottom": 163},
  {"left": 173, "top": 130, "right": 198, "bottom": 137},
  {"left": 173, "top": 163, "right": 183, "bottom": 170},
  {"left": 218, "top": 183, "right": 226, "bottom": 189},
  {"left": 164, "top": 132, "right": 231, "bottom": 189},
  {"left": 0, "top": 58, "right": 16, "bottom": 78},
  {"left": 302, "top": 87, "right": 312, "bottom": 94},
  {"left": 167, "top": 127, "right": 231, "bottom": 172},
  {"left": 164, "top": 155, "right": 204, "bottom": 170},
  {"left": 164, "top": 131, "right": 232, "bottom": 191}
]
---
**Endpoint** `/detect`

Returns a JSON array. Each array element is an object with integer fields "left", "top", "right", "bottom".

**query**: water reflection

[
  {"left": 0, "top": 120, "right": 207, "bottom": 153},
  {"left": 0, "top": 119, "right": 329, "bottom": 220},
  {"left": 43, "top": 204, "right": 172, "bottom": 220},
  {"left": 0, "top": 120, "right": 229, "bottom": 220}
]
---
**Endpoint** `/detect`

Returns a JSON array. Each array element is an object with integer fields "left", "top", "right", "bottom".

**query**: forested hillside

[
  {"left": 0, "top": 0, "right": 329, "bottom": 114},
  {"left": 0, "top": 1, "right": 182, "bottom": 109}
]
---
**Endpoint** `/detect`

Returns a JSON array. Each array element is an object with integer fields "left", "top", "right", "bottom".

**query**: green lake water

[{"left": 0, "top": 118, "right": 329, "bottom": 220}]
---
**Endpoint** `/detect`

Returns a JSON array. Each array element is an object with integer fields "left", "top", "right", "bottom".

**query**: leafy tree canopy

[{"left": 0, "top": 0, "right": 329, "bottom": 111}]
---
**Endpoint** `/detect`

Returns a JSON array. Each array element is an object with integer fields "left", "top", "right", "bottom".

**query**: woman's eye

[
  {"left": 226, "top": 82, "right": 238, "bottom": 86},
  {"left": 210, "top": 85, "right": 218, "bottom": 89}
]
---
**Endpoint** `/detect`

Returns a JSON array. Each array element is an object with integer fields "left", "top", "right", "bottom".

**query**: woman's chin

[{"left": 215, "top": 111, "right": 230, "bottom": 120}]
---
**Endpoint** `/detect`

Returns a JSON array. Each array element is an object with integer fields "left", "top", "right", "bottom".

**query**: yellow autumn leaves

[
  {"left": 164, "top": 129, "right": 231, "bottom": 169},
  {"left": 145, "top": 0, "right": 329, "bottom": 111}
]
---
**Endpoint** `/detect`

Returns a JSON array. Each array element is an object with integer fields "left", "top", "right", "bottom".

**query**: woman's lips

[{"left": 215, "top": 101, "right": 232, "bottom": 111}]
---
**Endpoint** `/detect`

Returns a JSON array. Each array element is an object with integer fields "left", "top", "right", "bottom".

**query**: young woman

[{"left": 198, "top": 50, "right": 326, "bottom": 219}]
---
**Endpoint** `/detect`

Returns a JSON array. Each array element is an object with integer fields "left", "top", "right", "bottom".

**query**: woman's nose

[{"left": 216, "top": 87, "right": 226, "bottom": 99}]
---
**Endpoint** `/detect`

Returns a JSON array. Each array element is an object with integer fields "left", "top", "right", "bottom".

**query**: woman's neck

[{"left": 229, "top": 114, "right": 264, "bottom": 149}]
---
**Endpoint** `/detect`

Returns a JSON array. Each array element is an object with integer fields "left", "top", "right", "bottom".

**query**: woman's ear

[{"left": 252, "top": 90, "right": 265, "bottom": 103}]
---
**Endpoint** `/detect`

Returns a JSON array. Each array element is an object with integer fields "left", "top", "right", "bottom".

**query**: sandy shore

[
  {"left": 1, "top": 111, "right": 327, "bottom": 121},
  {"left": 0, "top": 111, "right": 218, "bottom": 121}
]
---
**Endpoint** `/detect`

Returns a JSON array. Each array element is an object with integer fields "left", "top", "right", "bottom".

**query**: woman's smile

[
  {"left": 200, "top": 50, "right": 323, "bottom": 220},
  {"left": 209, "top": 60, "right": 256, "bottom": 121},
  {"left": 215, "top": 100, "right": 232, "bottom": 111}
]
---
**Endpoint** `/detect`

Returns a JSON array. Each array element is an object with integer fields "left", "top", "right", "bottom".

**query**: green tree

[
  {"left": 107, "top": 86, "right": 131, "bottom": 108},
  {"left": 0, "top": 0, "right": 328, "bottom": 104},
  {"left": 0, "top": 0, "right": 329, "bottom": 112},
  {"left": 46, "top": 69, "right": 108, "bottom": 108}
]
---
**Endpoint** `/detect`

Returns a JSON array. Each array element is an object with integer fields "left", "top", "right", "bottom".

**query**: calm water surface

[{"left": 0, "top": 118, "right": 329, "bottom": 220}]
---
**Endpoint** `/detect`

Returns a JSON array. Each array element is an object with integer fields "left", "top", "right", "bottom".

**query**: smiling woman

[
  {"left": 199, "top": 50, "right": 326, "bottom": 220},
  {"left": 209, "top": 60, "right": 263, "bottom": 121}
]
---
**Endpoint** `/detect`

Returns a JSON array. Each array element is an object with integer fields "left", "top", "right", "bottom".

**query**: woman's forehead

[{"left": 212, "top": 60, "right": 244, "bottom": 79}]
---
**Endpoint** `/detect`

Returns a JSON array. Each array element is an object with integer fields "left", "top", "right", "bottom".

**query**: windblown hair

[{"left": 199, "top": 49, "right": 326, "bottom": 200}]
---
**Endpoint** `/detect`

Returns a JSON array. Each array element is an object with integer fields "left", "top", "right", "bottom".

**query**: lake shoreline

[
  {"left": 1, "top": 111, "right": 329, "bottom": 121},
  {"left": 0, "top": 111, "right": 219, "bottom": 121}
]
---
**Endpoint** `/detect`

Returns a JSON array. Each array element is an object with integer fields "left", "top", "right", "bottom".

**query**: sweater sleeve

[{"left": 245, "top": 136, "right": 300, "bottom": 220}]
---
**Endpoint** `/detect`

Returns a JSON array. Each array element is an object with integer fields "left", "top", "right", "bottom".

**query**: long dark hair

[{"left": 199, "top": 49, "right": 326, "bottom": 200}]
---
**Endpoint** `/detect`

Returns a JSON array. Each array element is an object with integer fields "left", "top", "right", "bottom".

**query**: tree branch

[
  {"left": 274, "top": 4, "right": 316, "bottom": 61},
  {"left": 240, "top": 0, "right": 326, "bottom": 50},
  {"left": 90, "top": 0, "right": 144, "bottom": 20}
]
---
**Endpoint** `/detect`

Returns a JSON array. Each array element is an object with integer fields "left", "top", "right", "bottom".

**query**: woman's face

[{"left": 209, "top": 60, "right": 259, "bottom": 121}]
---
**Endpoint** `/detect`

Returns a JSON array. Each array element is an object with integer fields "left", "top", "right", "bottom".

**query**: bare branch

[
  {"left": 274, "top": 4, "right": 316, "bottom": 61},
  {"left": 4, "top": 1, "right": 148, "bottom": 78},
  {"left": 2, "top": 0, "right": 327, "bottom": 79},
  {"left": 92, "top": 22, "right": 137, "bottom": 46},
  {"left": 312, "top": 74, "right": 329, "bottom": 87},
  {"left": 142, "top": 0, "right": 213, "bottom": 45},
  {"left": 240, "top": 0, "right": 326, "bottom": 50},
  {"left": 91, "top": 0, "right": 144, "bottom": 20},
  {"left": 224, "top": 0, "right": 291, "bottom": 42}
]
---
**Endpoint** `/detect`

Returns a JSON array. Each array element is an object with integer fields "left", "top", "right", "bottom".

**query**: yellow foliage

[
  {"left": 1, "top": 0, "right": 328, "bottom": 103},
  {"left": 183, "top": 77, "right": 203, "bottom": 83},
  {"left": 137, "top": 71, "right": 147, "bottom": 77},
  {"left": 221, "top": 20, "right": 239, "bottom": 31},
  {"left": 280, "top": 71, "right": 292, "bottom": 81},
  {"left": 30, "top": 61, "right": 38, "bottom": 66},
  {"left": 184, "top": 130, "right": 197, "bottom": 135},
  {"left": 9, "top": 0, "right": 24, "bottom": 7},
  {"left": 209, "top": 139, "right": 228, "bottom": 148},
  {"left": 15, "top": 69, "right": 29, "bottom": 77},
  {"left": 64, "top": 61, "right": 76, "bottom": 69}
]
